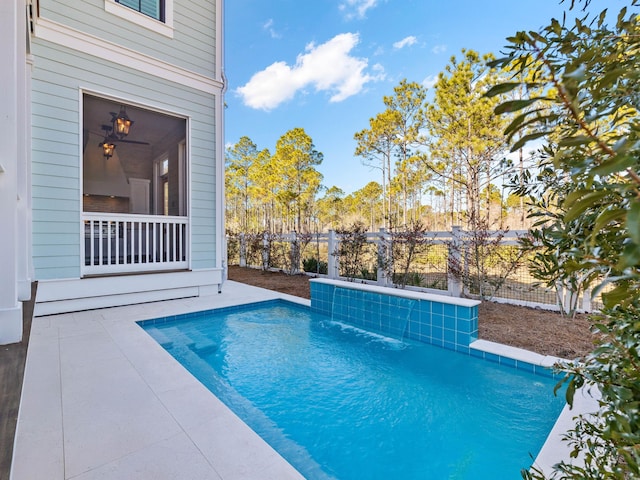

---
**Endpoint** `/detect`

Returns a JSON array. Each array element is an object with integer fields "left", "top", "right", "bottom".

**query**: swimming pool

[{"left": 140, "top": 299, "right": 565, "bottom": 479}]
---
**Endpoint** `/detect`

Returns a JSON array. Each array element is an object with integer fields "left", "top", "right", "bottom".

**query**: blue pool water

[{"left": 141, "top": 300, "right": 565, "bottom": 480}]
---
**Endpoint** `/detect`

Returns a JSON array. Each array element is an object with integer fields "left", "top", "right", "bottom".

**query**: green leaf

[
  {"left": 486, "top": 57, "right": 512, "bottom": 69},
  {"left": 494, "top": 98, "right": 540, "bottom": 115},
  {"left": 484, "top": 82, "right": 521, "bottom": 98},
  {"left": 618, "top": 244, "right": 640, "bottom": 270},
  {"left": 510, "top": 131, "right": 551, "bottom": 152},
  {"left": 563, "top": 190, "right": 609, "bottom": 223},
  {"left": 592, "top": 207, "right": 625, "bottom": 238},
  {"left": 592, "top": 153, "right": 637, "bottom": 177},
  {"left": 602, "top": 284, "right": 633, "bottom": 308},
  {"left": 503, "top": 108, "right": 548, "bottom": 137},
  {"left": 626, "top": 201, "right": 640, "bottom": 245},
  {"left": 565, "top": 378, "right": 576, "bottom": 408},
  {"left": 529, "top": 30, "right": 548, "bottom": 45},
  {"left": 558, "top": 135, "right": 593, "bottom": 147}
]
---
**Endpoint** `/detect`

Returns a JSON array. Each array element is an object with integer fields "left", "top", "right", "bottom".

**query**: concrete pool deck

[{"left": 11, "top": 280, "right": 595, "bottom": 479}]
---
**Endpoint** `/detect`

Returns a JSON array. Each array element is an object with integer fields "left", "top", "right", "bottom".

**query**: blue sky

[{"left": 224, "top": 0, "right": 616, "bottom": 195}]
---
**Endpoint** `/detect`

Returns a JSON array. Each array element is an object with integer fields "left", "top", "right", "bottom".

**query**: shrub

[{"left": 302, "top": 257, "right": 328, "bottom": 274}]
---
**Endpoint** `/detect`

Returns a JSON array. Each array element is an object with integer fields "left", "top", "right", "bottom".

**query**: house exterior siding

[
  {"left": 39, "top": 0, "right": 217, "bottom": 79},
  {"left": 0, "top": 0, "right": 225, "bottom": 333},
  {"left": 30, "top": 42, "right": 219, "bottom": 279}
]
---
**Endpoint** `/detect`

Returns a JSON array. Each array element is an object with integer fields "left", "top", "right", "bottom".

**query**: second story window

[
  {"left": 105, "top": 0, "right": 174, "bottom": 37},
  {"left": 116, "top": 0, "right": 165, "bottom": 23}
]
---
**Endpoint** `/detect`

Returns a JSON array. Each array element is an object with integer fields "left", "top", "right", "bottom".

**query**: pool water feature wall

[{"left": 310, "top": 279, "right": 480, "bottom": 352}]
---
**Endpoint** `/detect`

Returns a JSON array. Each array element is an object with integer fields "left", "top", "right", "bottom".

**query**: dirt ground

[{"left": 228, "top": 265, "right": 596, "bottom": 359}]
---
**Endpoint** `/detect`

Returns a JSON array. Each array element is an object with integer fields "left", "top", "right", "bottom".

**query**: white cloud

[
  {"left": 422, "top": 74, "right": 438, "bottom": 89},
  {"left": 432, "top": 44, "right": 447, "bottom": 54},
  {"left": 236, "top": 33, "right": 382, "bottom": 110},
  {"left": 263, "top": 19, "right": 281, "bottom": 39},
  {"left": 338, "top": 0, "right": 378, "bottom": 20},
  {"left": 393, "top": 36, "right": 417, "bottom": 50}
]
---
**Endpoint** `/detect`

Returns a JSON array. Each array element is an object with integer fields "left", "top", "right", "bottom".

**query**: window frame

[
  {"left": 104, "top": 0, "right": 174, "bottom": 38},
  {"left": 116, "top": 0, "right": 165, "bottom": 23}
]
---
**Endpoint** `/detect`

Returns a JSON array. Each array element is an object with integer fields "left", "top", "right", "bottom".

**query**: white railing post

[
  {"left": 582, "top": 288, "right": 592, "bottom": 313},
  {"left": 239, "top": 233, "right": 246, "bottom": 267},
  {"left": 377, "top": 228, "right": 390, "bottom": 286},
  {"left": 328, "top": 229, "right": 338, "bottom": 279},
  {"left": 262, "top": 231, "right": 269, "bottom": 270},
  {"left": 448, "top": 226, "right": 463, "bottom": 298},
  {"left": 81, "top": 213, "right": 188, "bottom": 275},
  {"left": 290, "top": 231, "right": 300, "bottom": 274}
]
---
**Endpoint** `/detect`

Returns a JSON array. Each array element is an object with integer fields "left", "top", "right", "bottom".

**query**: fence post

[
  {"left": 290, "top": 230, "right": 300, "bottom": 274},
  {"left": 328, "top": 229, "right": 338, "bottom": 279},
  {"left": 239, "top": 233, "right": 246, "bottom": 267},
  {"left": 448, "top": 226, "right": 462, "bottom": 297},
  {"left": 581, "top": 288, "right": 592, "bottom": 313},
  {"left": 262, "top": 231, "right": 269, "bottom": 270},
  {"left": 377, "top": 228, "right": 390, "bottom": 286}
]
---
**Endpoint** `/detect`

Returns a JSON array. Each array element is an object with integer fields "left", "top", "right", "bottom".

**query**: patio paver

[{"left": 11, "top": 281, "right": 307, "bottom": 480}]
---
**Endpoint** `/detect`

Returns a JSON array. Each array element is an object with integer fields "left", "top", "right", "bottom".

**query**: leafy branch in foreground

[{"left": 488, "top": 1, "right": 640, "bottom": 478}]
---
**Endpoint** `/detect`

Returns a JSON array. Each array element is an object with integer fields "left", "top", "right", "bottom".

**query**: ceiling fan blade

[{"left": 117, "top": 139, "right": 150, "bottom": 145}]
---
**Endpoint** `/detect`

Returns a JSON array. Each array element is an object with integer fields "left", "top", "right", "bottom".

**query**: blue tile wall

[
  {"left": 140, "top": 286, "right": 552, "bottom": 378},
  {"left": 310, "top": 282, "right": 479, "bottom": 350}
]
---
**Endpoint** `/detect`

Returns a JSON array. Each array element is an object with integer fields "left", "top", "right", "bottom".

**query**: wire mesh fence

[{"left": 226, "top": 228, "right": 600, "bottom": 313}]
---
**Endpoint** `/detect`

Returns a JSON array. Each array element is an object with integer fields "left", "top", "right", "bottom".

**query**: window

[
  {"left": 116, "top": 0, "right": 164, "bottom": 22},
  {"left": 105, "top": 0, "right": 174, "bottom": 38}
]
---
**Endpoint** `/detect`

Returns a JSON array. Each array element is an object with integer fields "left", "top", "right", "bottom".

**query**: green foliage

[
  {"left": 302, "top": 257, "right": 328, "bottom": 275},
  {"left": 359, "top": 267, "right": 377, "bottom": 281},
  {"left": 316, "top": 186, "right": 346, "bottom": 231},
  {"left": 490, "top": 1, "right": 640, "bottom": 477},
  {"left": 392, "top": 271, "right": 425, "bottom": 287}
]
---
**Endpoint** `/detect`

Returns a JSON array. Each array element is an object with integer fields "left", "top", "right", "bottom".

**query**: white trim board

[
  {"left": 34, "top": 269, "right": 224, "bottom": 316},
  {"left": 34, "top": 17, "right": 223, "bottom": 95}
]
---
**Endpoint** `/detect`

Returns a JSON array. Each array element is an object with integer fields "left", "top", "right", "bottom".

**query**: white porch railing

[{"left": 82, "top": 213, "right": 188, "bottom": 276}]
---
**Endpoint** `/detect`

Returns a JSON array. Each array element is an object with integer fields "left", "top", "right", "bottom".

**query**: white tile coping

[
  {"left": 532, "top": 385, "right": 600, "bottom": 476},
  {"left": 470, "top": 338, "right": 563, "bottom": 367},
  {"left": 310, "top": 278, "right": 481, "bottom": 308}
]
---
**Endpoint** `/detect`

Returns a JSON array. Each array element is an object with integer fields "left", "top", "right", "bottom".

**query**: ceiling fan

[
  {"left": 99, "top": 124, "right": 150, "bottom": 145},
  {"left": 98, "top": 124, "right": 150, "bottom": 159}
]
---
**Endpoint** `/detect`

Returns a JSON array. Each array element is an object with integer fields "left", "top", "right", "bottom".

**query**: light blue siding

[
  {"left": 31, "top": 33, "right": 218, "bottom": 279},
  {"left": 39, "top": 0, "right": 216, "bottom": 79}
]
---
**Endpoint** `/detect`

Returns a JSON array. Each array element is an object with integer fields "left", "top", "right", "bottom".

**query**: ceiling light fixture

[
  {"left": 112, "top": 106, "right": 133, "bottom": 138},
  {"left": 99, "top": 125, "right": 117, "bottom": 159}
]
